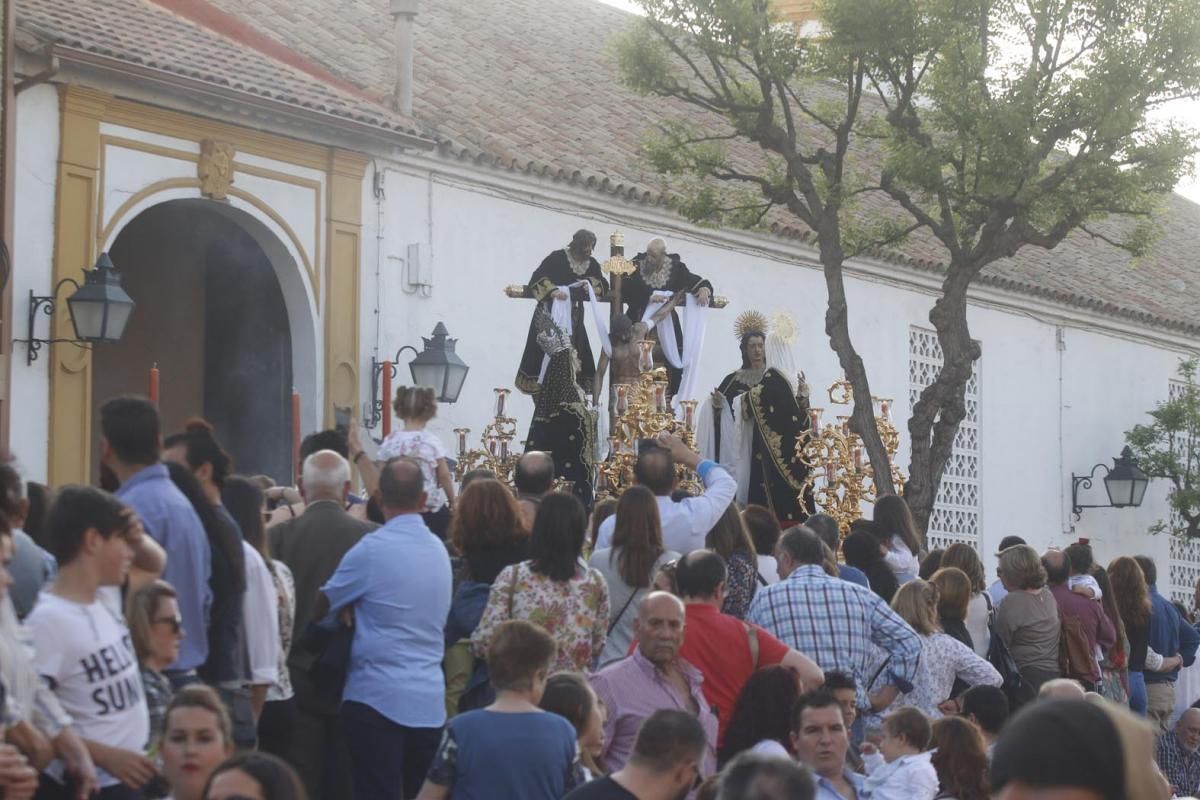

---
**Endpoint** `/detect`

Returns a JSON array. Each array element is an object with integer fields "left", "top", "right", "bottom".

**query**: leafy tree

[
  {"left": 615, "top": 0, "right": 1200, "bottom": 537},
  {"left": 1127, "top": 359, "right": 1200, "bottom": 538}
]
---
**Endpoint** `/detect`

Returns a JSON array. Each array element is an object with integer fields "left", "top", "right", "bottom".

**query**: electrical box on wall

[{"left": 404, "top": 242, "right": 431, "bottom": 293}]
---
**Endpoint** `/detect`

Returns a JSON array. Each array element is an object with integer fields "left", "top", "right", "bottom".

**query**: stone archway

[{"left": 92, "top": 198, "right": 316, "bottom": 482}]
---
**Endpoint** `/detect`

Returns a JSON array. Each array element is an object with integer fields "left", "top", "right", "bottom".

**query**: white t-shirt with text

[{"left": 27, "top": 592, "right": 150, "bottom": 788}]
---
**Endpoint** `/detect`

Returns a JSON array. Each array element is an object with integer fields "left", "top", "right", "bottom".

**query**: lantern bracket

[{"left": 17, "top": 281, "right": 85, "bottom": 365}]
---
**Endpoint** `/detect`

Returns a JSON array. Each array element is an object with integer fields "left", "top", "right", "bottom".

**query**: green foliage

[{"left": 1127, "top": 358, "right": 1200, "bottom": 537}]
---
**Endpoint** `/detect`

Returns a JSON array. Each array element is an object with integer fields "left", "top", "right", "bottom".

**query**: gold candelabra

[
  {"left": 596, "top": 341, "right": 700, "bottom": 498},
  {"left": 453, "top": 388, "right": 523, "bottom": 488},
  {"left": 796, "top": 378, "right": 905, "bottom": 534}
]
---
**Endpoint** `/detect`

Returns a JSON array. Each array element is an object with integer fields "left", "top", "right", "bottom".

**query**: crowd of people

[{"left": 1, "top": 387, "right": 1199, "bottom": 799}]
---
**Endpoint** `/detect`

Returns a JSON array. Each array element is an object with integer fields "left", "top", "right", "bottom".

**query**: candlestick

[
  {"left": 149, "top": 364, "right": 160, "bottom": 406},
  {"left": 638, "top": 340, "right": 655, "bottom": 373},
  {"left": 853, "top": 446, "right": 863, "bottom": 471},
  {"left": 654, "top": 384, "right": 667, "bottom": 413},
  {"left": 615, "top": 385, "right": 629, "bottom": 414},
  {"left": 681, "top": 400, "right": 697, "bottom": 432},
  {"left": 499, "top": 436, "right": 510, "bottom": 460},
  {"left": 809, "top": 407, "right": 822, "bottom": 430},
  {"left": 494, "top": 387, "right": 510, "bottom": 418},
  {"left": 487, "top": 434, "right": 498, "bottom": 456},
  {"left": 455, "top": 428, "right": 469, "bottom": 457},
  {"left": 381, "top": 361, "right": 393, "bottom": 438}
]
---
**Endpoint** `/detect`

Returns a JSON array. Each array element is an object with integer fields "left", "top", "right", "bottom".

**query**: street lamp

[
  {"left": 18, "top": 252, "right": 135, "bottom": 364},
  {"left": 1071, "top": 446, "right": 1150, "bottom": 519},
  {"left": 367, "top": 322, "right": 470, "bottom": 430}
]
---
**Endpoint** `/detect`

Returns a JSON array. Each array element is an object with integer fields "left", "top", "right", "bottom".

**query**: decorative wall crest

[{"left": 198, "top": 140, "right": 236, "bottom": 200}]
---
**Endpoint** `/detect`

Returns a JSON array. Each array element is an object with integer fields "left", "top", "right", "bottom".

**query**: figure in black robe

[
  {"left": 623, "top": 239, "right": 713, "bottom": 397},
  {"left": 523, "top": 311, "right": 597, "bottom": 509},
  {"left": 515, "top": 231, "right": 609, "bottom": 396},
  {"left": 715, "top": 332, "right": 814, "bottom": 524}
]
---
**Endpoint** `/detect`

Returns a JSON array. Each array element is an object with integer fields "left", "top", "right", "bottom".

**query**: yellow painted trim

[
  {"left": 48, "top": 91, "right": 368, "bottom": 480},
  {"left": 48, "top": 85, "right": 110, "bottom": 486},
  {"left": 97, "top": 178, "right": 320, "bottom": 294},
  {"left": 103, "top": 97, "right": 330, "bottom": 172},
  {"left": 323, "top": 149, "right": 369, "bottom": 428}
]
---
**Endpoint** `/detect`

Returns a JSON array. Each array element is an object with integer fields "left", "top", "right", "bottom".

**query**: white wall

[
  {"left": 363, "top": 161, "right": 1194, "bottom": 579},
  {"left": 10, "top": 85, "right": 62, "bottom": 483}
]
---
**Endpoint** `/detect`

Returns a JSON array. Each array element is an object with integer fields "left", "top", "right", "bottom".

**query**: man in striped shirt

[{"left": 747, "top": 526, "right": 921, "bottom": 715}]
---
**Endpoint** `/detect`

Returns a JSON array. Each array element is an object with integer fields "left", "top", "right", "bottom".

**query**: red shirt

[{"left": 678, "top": 602, "right": 790, "bottom": 746}]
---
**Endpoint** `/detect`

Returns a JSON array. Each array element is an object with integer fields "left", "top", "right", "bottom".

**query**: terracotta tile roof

[
  {"left": 15, "top": 0, "right": 427, "bottom": 140},
  {"left": 19, "top": 0, "right": 1200, "bottom": 335}
]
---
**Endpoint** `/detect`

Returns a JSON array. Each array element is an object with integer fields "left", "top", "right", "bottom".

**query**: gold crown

[{"left": 733, "top": 310, "right": 769, "bottom": 340}]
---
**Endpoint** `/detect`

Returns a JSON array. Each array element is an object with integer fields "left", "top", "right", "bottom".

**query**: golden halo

[
  {"left": 771, "top": 312, "right": 798, "bottom": 344},
  {"left": 734, "top": 310, "right": 769, "bottom": 341}
]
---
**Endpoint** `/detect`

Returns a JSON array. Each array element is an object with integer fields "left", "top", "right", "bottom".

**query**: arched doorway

[{"left": 93, "top": 199, "right": 303, "bottom": 482}]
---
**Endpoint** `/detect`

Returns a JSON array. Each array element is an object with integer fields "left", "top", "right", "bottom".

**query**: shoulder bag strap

[
  {"left": 756, "top": 571, "right": 769, "bottom": 587},
  {"left": 608, "top": 588, "right": 642, "bottom": 637}
]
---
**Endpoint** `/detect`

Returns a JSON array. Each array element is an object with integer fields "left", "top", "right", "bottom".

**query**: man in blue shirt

[
  {"left": 322, "top": 457, "right": 452, "bottom": 800},
  {"left": 793, "top": 689, "right": 865, "bottom": 800},
  {"left": 100, "top": 396, "right": 212, "bottom": 676},
  {"left": 807, "top": 514, "right": 870, "bottom": 590},
  {"left": 1136, "top": 555, "right": 1200, "bottom": 734}
]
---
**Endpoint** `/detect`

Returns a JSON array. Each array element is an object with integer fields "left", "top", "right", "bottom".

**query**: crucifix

[{"left": 505, "top": 231, "right": 726, "bottom": 422}]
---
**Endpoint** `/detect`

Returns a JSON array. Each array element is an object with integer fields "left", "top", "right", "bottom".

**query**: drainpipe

[{"left": 390, "top": 0, "right": 419, "bottom": 116}]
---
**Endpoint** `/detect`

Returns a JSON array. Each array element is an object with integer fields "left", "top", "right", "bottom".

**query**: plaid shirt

[
  {"left": 747, "top": 565, "right": 921, "bottom": 708},
  {"left": 1158, "top": 731, "right": 1200, "bottom": 796}
]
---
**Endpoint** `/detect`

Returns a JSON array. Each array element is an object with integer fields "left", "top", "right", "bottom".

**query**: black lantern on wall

[
  {"left": 18, "top": 253, "right": 135, "bottom": 364},
  {"left": 367, "top": 322, "right": 470, "bottom": 430},
  {"left": 1072, "top": 446, "right": 1150, "bottom": 519}
]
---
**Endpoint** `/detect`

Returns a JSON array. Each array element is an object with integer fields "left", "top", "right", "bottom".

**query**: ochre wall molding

[{"left": 47, "top": 87, "right": 367, "bottom": 482}]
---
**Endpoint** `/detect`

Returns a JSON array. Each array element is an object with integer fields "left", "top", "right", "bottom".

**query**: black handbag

[
  {"left": 987, "top": 625, "right": 1029, "bottom": 707},
  {"left": 302, "top": 614, "right": 354, "bottom": 701}
]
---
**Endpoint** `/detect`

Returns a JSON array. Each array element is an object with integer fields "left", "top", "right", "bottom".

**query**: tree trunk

[
  {"left": 905, "top": 270, "right": 981, "bottom": 541},
  {"left": 815, "top": 222, "right": 897, "bottom": 501}
]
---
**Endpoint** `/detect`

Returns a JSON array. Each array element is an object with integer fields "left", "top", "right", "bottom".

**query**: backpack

[{"left": 454, "top": 565, "right": 521, "bottom": 714}]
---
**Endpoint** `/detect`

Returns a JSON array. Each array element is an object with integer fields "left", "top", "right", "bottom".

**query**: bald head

[
  {"left": 378, "top": 457, "right": 426, "bottom": 517},
  {"left": 515, "top": 451, "right": 555, "bottom": 497},
  {"left": 301, "top": 450, "right": 351, "bottom": 502},
  {"left": 1178, "top": 708, "right": 1200, "bottom": 752},
  {"left": 1042, "top": 549, "right": 1070, "bottom": 585},
  {"left": 635, "top": 591, "right": 686, "bottom": 667},
  {"left": 1038, "top": 679, "right": 1086, "bottom": 701}
]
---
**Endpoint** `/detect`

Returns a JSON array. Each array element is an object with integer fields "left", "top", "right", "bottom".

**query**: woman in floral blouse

[
  {"left": 472, "top": 492, "right": 610, "bottom": 672},
  {"left": 705, "top": 503, "right": 758, "bottom": 619}
]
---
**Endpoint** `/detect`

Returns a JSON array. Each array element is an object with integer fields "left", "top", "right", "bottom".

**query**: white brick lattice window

[
  {"left": 908, "top": 327, "right": 981, "bottom": 552},
  {"left": 1168, "top": 379, "right": 1194, "bottom": 603}
]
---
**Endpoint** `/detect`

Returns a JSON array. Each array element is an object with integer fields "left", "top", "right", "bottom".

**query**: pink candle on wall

[{"left": 148, "top": 364, "right": 159, "bottom": 406}]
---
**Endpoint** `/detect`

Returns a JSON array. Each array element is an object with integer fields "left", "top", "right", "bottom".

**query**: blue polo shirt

[
  {"left": 814, "top": 768, "right": 865, "bottom": 800},
  {"left": 1146, "top": 584, "right": 1200, "bottom": 685},
  {"left": 116, "top": 463, "right": 212, "bottom": 671},
  {"left": 322, "top": 512, "right": 452, "bottom": 727}
]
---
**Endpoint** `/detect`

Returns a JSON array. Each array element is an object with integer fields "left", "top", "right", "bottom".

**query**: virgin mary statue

[{"left": 696, "top": 311, "right": 814, "bottom": 523}]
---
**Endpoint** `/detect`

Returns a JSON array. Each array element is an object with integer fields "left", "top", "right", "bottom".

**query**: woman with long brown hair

[
  {"left": 1108, "top": 555, "right": 1181, "bottom": 716},
  {"left": 705, "top": 503, "right": 758, "bottom": 619},
  {"left": 930, "top": 716, "right": 989, "bottom": 800},
  {"left": 589, "top": 486, "right": 678, "bottom": 665},
  {"left": 444, "top": 479, "right": 529, "bottom": 713},
  {"left": 941, "top": 543, "right": 992, "bottom": 657}
]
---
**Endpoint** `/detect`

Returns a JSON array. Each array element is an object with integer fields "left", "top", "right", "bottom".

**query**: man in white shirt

[{"left": 595, "top": 433, "right": 736, "bottom": 555}]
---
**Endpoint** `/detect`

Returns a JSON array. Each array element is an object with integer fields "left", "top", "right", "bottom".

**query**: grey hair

[
  {"left": 301, "top": 450, "right": 351, "bottom": 499},
  {"left": 5, "top": 456, "right": 26, "bottom": 500}
]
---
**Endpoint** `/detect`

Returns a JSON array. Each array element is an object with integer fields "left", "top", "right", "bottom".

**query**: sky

[{"left": 593, "top": 0, "right": 1200, "bottom": 205}]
